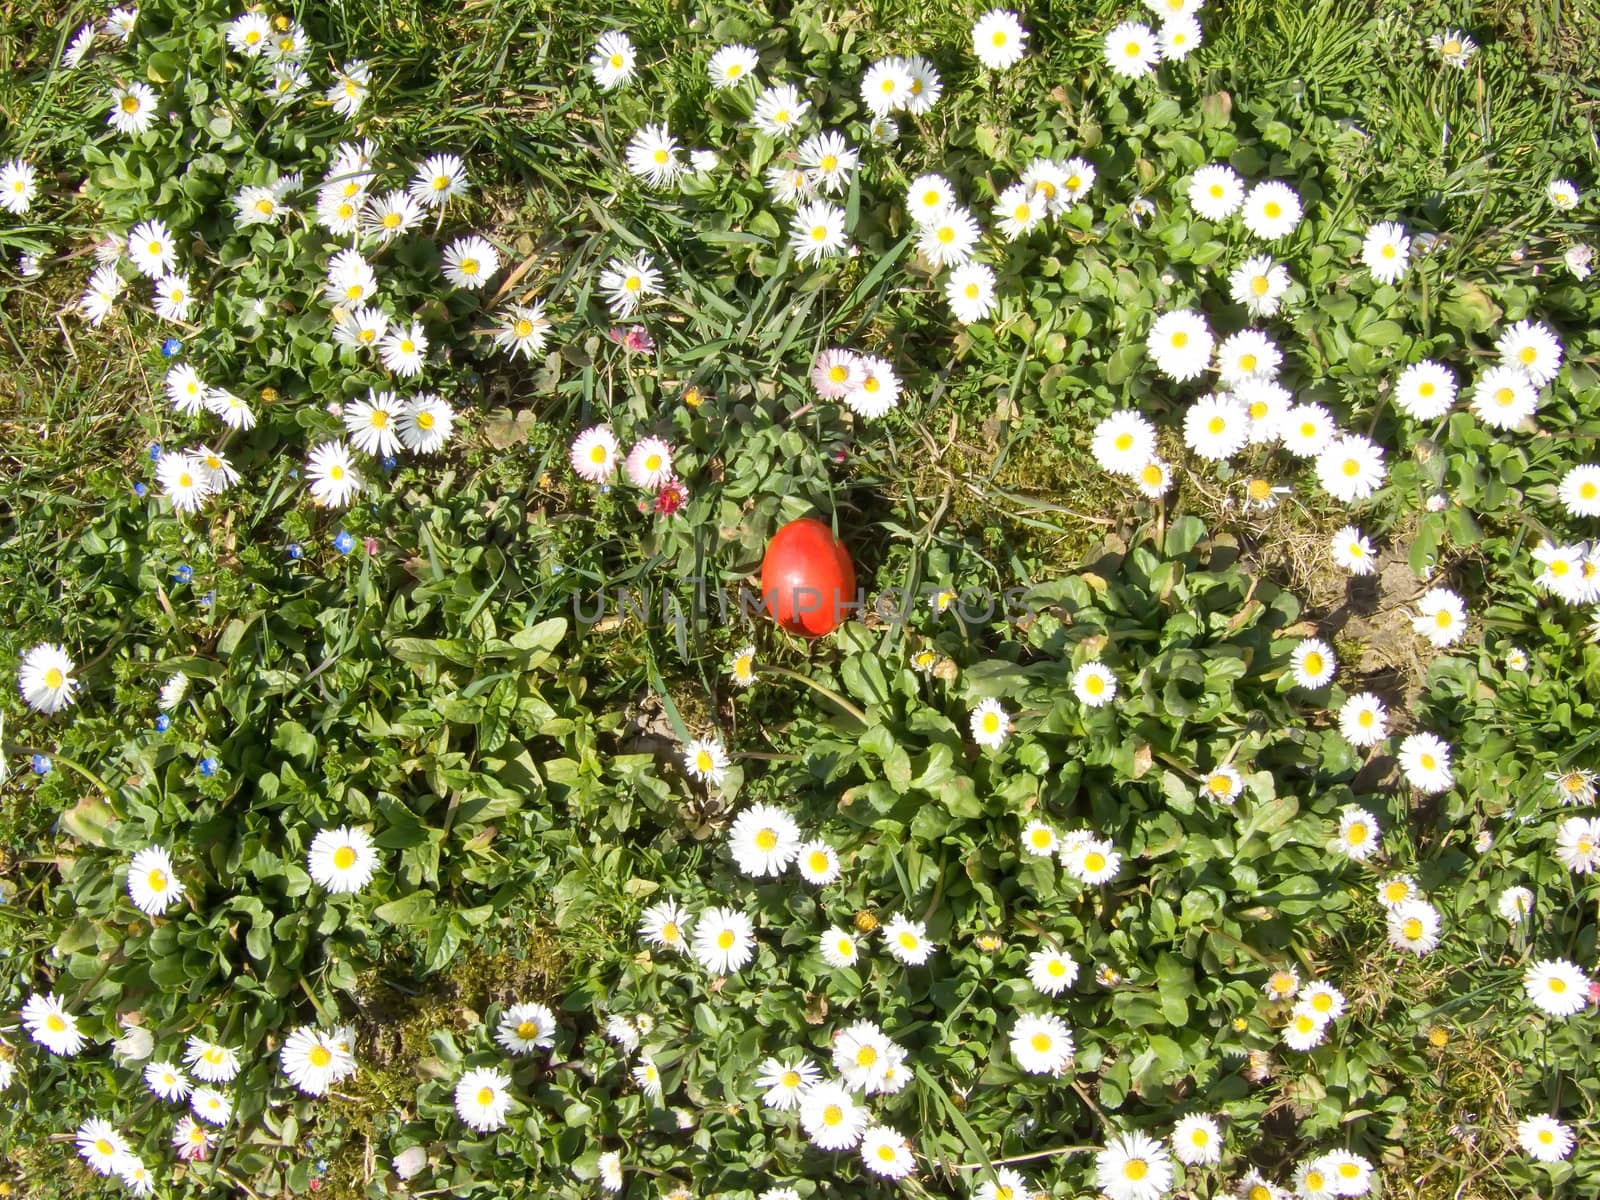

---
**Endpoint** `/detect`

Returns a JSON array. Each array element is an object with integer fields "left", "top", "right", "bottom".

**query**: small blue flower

[
  {"left": 287, "top": 543, "right": 304, "bottom": 560},
  {"left": 380, "top": 455, "right": 398, "bottom": 472},
  {"left": 600, "top": 485, "right": 611, "bottom": 495},
  {"left": 133, "top": 482, "right": 147, "bottom": 498},
  {"left": 161, "top": 337, "right": 184, "bottom": 359},
  {"left": 289, "top": 468, "right": 300, "bottom": 480},
  {"left": 155, "top": 714, "right": 171, "bottom": 733},
  {"left": 333, "top": 531, "right": 355, "bottom": 555},
  {"left": 199, "top": 590, "right": 215, "bottom": 608},
  {"left": 148, "top": 443, "right": 163, "bottom": 462},
  {"left": 173, "top": 564, "right": 193, "bottom": 584},
  {"left": 315, "top": 1159, "right": 328, "bottom": 1172},
  {"left": 31, "top": 754, "right": 51, "bottom": 776},
  {"left": 199, "top": 756, "right": 218, "bottom": 777},
  {"left": 550, "top": 562, "right": 565, "bottom": 575}
]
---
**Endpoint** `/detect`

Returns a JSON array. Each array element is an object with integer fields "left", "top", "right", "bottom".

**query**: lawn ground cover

[{"left": 2, "top": 2, "right": 1600, "bottom": 1199}]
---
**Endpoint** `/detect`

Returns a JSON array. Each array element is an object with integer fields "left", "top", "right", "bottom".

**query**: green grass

[{"left": 3, "top": 1, "right": 1600, "bottom": 1197}]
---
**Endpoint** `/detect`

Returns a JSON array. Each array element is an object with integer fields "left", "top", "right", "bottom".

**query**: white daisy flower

[
  {"left": 1159, "top": 15, "right": 1203, "bottom": 60},
  {"left": 916, "top": 205, "right": 981, "bottom": 269},
  {"left": 408, "top": 152, "right": 469, "bottom": 209},
  {"left": 598, "top": 252, "right": 663, "bottom": 318},
  {"left": 945, "top": 262, "right": 998, "bottom": 324},
  {"left": 906, "top": 173, "right": 957, "bottom": 225},
  {"left": 1228, "top": 253, "right": 1290, "bottom": 316},
  {"left": 792, "top": 200, "right": 848, "bottom": 265},
  {"left": 380, "top": 320, "right": 429, "bottom": 378},
  {"left": 798, "top": 130, "right": 857, "bottom": 194},
  {"left": 799, "top": 1080, "right": 867, "bottom": 1150},
  {"left": 454, "top": 1067, "right": 512, "bottom": 1132},
  {"left": 1516, "top": 1115, "right": 1574, "bottom": 1162},
  {"left": 882, "top": 912, "right": 935, "bottom": 965},
  {"left": 362, "top": 189, "right": 424, "bottom": 243},
  {"left": 819, "top": 926, "right": 861, "bottom": 969},
  {"left": 1496, "top": 318, "right": 1563, "bottom": 386},
  {"left": 860, "top": 1125, "right": 915, "bottom": 1178},
  {"left": 683, "top": 736, "right": 729, "bottom": 785},
  {"left": 625, "top": 123, "right": 683, "bottom": 189},
  {"left": 843, "top": 355, "right": 900, "bottom": 419},
  {"left": 1525, "top": 958, "right": 1591, "bottom": 1017},
  {"left": 307, "top": 826, "right": 379, "bottom": 894},
  {"left": 328, "top": 60, "right": 370, "bottom": 119},
  {"left": 638, "top": 899, "right": 691, "bottom": 953},
  {"left": 398, "top": 393, "right": 455, "bottom": 455},
  {"left": 441, "top": 235, "right": 500, "bottom": 290},
  {"left": 1097, "top": 1132, "right": 1174, "bottom": 1200},
  {"left": 970, "top": 698, "right": 1012, "bottom": 748},
  {"left": 1027, "top": 947, "right": 1079, "bottom": 996},
  {"left": 1091, "top": 411, "right": 1158, "bottom": 475},
  {"left": 1281, "top": 1006, "right": 1329, "bottom": 1051},
  {"left": 1548, "top": 178, "right": 1580, "bottom": 211},
  {"left": 1555, "top": 816, "right": 1600, "bottom": 874},
  {"left": 1021, "top": 820, "right": 1059, "bottom": 857},
  {"left": 1289, "top": 638, "right": 1335, "bottom": 688},
  {"left": 325, "top": 247, "right": 378, "bottom": 306},
  {"left": 1277, "top": 402, "right": 1337, "bottom": 457},
  {"left": 1171, "top": 1114, "right": 1222, "bottom": 1165},
  {"left": 690, "top": 906, "right": 756, "bottom": 974},
  {"left": 1412, "top": 587, "right": 1468, "bottom": 648},
  {"left": 344, "top": 389, "right": 405, "bottom": 457},
  {"left": 1470, "top": 366, "right": 1539, "bottom": 430},
  {"left": 1216, "top": 330, "right": 1281, "bottom": 385},
  {"left": 972, "top": 9, "right": 1029, "bottom": 69},
  {"left": 108, "top": 82, "right": 159, "bottom": 135},
  {"left": 1062, "top": 837, "right": 1120, "bottom": 884},
  {"left": 1398, "top": 732, "right": 1453, "bottom": 793},
  {"left": 1314, "top": 434, "right": 1386, "bottom": 503},
  {"left": 796, "top": 840, "right": 841, "bottom": 885},
  {"left": 1241, "top": 181, "right": 1303, "bottom": 240},
  {"left": 184, "top": 1036, "right": 241, "bottom": 1084},
  {"left": 751, "top": 83, "right": 809, "bottom": 137},
  {"left": 1559, "top": 464, "right": 1600, "bottom": 517},
  {"left": 1104, "top": 21, "right": 1161, "bottom": 78},
  {"left": 708, "top": 44, "right": 759, "bottom": 89},
  {"left": 1190, "top": 164, "right": 1245, "bottom": 220},
  {"left": 570, "top": 424, "right": 620, "bottom": 482},
  {"left": 1362, "top": 222, "right": 1411, "bottom": 284},
  {"left": 157, "top": 451, "right": 211, "bottom": 513},
  {"left": 726, "top": 802, "right": 801, "bottom": 878},
  {"left": 306, "top": 440, "right": 362, "bottom": 507},
  {"left": 21, "top": 992, "right": 85, "bottom": 1055},
  {"left": 1391, "top": 360, "right": 1456, "bottom": 420},
  {"left": 1497, "top": 886, "right": 1534, "bottom": 923},
  {"left": 494, "top": 302, "right": 550, "bottom": 361},
  {"left": 1338, "top": 692, "right": 1388, "bottom": 747},
  {"left": 1335, "top": 807, "right": 1381, "bottom": 861},
  {"left": 1072, "top": 661, "right": 1118, "bottom": 706},
  {"left": 1183, "top": 393, "right": 1251, "bottom": 461},
  {"left": 144, "top": 1060, "right": 191, "bottom": 1101},
  {"left": 589, "top": 31, "right": 636, "bottom": 90},
  {"left": 17, "top": 643, "right": 80, "bottom": 714},
  {"left": 495, "top": 1002, "right": 558, "bottom": 1054},
  {"left": 127, "top": 845, "right": 184, "bottom": 915},
  {"left": 1147, "top": 309, "right": 1214, "bottom": 381}
]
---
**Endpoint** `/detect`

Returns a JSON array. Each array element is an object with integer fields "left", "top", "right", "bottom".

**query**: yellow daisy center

[
  {"left": 516, "top": 1021, "right": 539, "bottom": 1039},
  {"left": 1403, "top": 918, "right": 1423, "bottom": 939},
  {"left": 309, "top": 1045, "right": 332, "bottom": 1067},
  {"left": 333, "top": 846, "right": 357, "bottom": 870},
  {"left": 1264, "top": 201, "right": 1282, "bottom": 219},
  {"left": 1084, "top": 851, "right": 1106, "bottom": 872},
  {"left": 1030, "top": 1033, "right": 1051, "bottom": 1052},
  {"left": 716, "top": 929, "right": 735, "bottom": 950},
  {"left": 1125, "top": 1161, "right": 1148, "bottom": 1181},
  {"left": 755, "top": 828, "right": 778, "bottom": 851},
  {"left": 43, "top": 667, "right": 64, "bottom": 689}
]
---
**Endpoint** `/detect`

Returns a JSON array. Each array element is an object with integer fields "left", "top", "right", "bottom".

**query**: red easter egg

[{"left": 761, "top": 518, "right": 857, "bottom": 638}]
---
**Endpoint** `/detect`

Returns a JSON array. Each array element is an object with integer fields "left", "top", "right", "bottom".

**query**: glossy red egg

[{"left": 761, "top": 518, "right": 857, "bottom": 638}]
